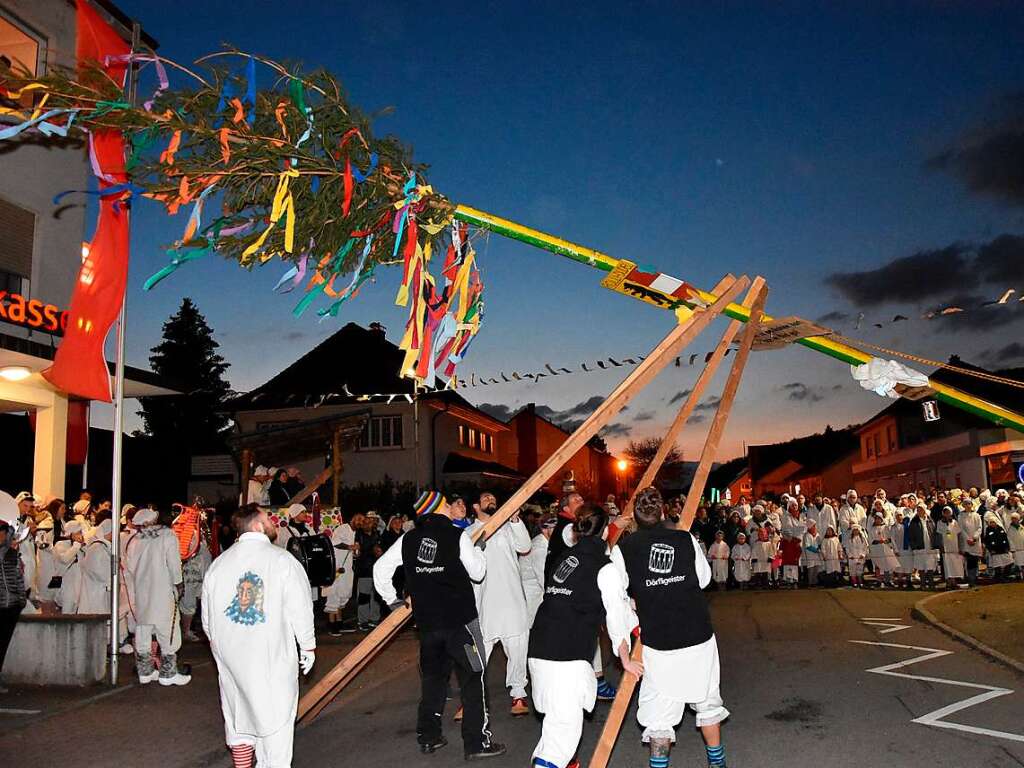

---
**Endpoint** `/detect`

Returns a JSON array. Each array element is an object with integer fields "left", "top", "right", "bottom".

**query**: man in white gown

[
  {"left": 124, "top": 508, "right": 190, "bottom": 686},
  {"left": 466, "top": 492, "right": 533, "bottom": 716},
  {"left": 202, "top": 504, "right": 316, "bottom": 768}
]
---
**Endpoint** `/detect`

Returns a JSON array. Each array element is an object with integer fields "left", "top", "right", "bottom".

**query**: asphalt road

[{"left": 5, "top": 588, "right": 1024, "bottom": 767}]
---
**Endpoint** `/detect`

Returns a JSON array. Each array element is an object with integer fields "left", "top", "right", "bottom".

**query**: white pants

[
  {"left": 783, "top": 565, "right": 799, "bottom": 582},
  {"left": 637, "top": 640, "right": 729, "bottom": 740},
  {"left": 225, "top": 716, "right": 294, "bottom": 768},
  {"left": 323, "top": 571, "right": 354, "bottom": 613},
  {"left": 135, "top": 619, "right": 181, "bottom": 656},
  {"left": 484, "top": 632, "right": 529, "bottom": 699},
  {"left": 942, "top": 552, "right": 965, "bottom": 580},
  {"left": 529, "top": 658, "right": 596, "bottom": 768}
]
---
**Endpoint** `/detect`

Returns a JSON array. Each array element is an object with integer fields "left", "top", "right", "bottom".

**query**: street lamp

[{"left": 616, "top": 459, "right": 628, "bottom": 472}]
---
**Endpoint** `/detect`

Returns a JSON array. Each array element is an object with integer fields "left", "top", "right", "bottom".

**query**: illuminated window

[{"left": 0, "top": 12, "right": 44, "bottom": 110}]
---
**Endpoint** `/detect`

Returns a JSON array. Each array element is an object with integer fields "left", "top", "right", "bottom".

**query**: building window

[
  {"left": 887, "top": 425, "right": 897, "bottom": 452},
  {"left": 458, "top": 424, "right": 493, "bottom": 453},
  {"left": 0, "top": 198, "right": 34, "bottom": 289},
  {"left": 865, "top": 437, "right": 874, "bottom": 459},
  {"left": 0, "top": 12, "right": 45, "bottom": 110},
  {"left": 360, "top": 415, "right": 403, "bottom": 449}
]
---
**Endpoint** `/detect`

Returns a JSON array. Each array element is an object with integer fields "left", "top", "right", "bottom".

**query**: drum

[{"left": 287, "top": 534, "right": 337, "bottom": 588}]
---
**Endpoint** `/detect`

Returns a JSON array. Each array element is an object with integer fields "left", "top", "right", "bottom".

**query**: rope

[{"left": 831, "top": 334, "right": 1024, "bottom": 390}]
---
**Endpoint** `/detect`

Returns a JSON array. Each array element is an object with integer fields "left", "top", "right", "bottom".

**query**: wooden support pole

[
  {"left": 290, "top": 465, "right": 334, "bottom": 509},
  {"left": 622, "top": 279, "right": 765, "bottom": 518},
  {"left": 679, "top": 276, "right": 767, "bottom": 531},
  {"left": 296, "top": 273, "right": 749, "bottom": 723},
  {"left": 240, "top": 449, "right": 252, "bottom": 506},
  {"left": 588, "top": 277, "right": 767, "bottom": 768},
  {"left": 332, "top": 427, "right": 342, "bottom": 507}
]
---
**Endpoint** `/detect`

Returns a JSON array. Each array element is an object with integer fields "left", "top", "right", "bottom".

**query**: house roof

[
  {"left": 747, "top": 426, "right": 860, "bottom": 482},
  {"left": 223, "top": 322, "right": 507, "bottom": 429},
  {"left": 442, "top": 452, "right": 523, "bottom": 479}
]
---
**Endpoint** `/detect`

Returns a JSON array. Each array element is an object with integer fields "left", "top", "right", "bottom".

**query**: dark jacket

[
  {"left": 0, "top": 541, "right": 26, "bottom": 610},
  {"left": 983, "top": 525, "right": 1010, "bottom": 555},
  {"left": 907, "top": 515, "right": 937, "bottom": 550}
]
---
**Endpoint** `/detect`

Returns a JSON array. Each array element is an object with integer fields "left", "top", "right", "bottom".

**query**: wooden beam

[
  {"left": 240, "top": 449, "right": 252, "bottom": 506},
  {"left": 296, "top": 273, "right": 749, "bottom": 723},
  {"left": 588, "top": 641, "right": 644, "bottom": 768},
  {"left": 290, "top": 465, "right": 333, "bottom": 509},
  {"left": 622, "top": 279, "right": 765, "bottom": 518},
  {"left": 679, "top": 277, "right": 767, "bottom": 530},
  {"left": 332, "top": 428, "right": 343, "bottom": 507},
  {"left": 589, "top": 278, "right": 767, "bottom": 768}
]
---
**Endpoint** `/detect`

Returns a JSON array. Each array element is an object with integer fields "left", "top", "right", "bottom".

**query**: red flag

[{"left": 42, "top": 2, "right": 131, "bottom": 402}]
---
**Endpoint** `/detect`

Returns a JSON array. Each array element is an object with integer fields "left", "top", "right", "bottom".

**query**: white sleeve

[
  {"left": 609, "top": 545, "right": 630, "bottom": 592},
  {"left": 459, "top": 531, "right": 487, "bottom": 583},
  {"left": 165, "top": 534, "right": 183, "bottom": 586},
  {"left": 373, "top": 533, "right": 405, "bottom": 605},
  {"left": 692, "top": 533, "right": 712, "bottom": 588},
  {"left": 509, "top": 519, "right": 532, "bottom": 554},
  {"left": 597, "top": 563, "right": 638, "bottom": 653}
]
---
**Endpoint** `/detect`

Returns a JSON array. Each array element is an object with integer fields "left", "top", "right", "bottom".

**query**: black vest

[
  {"left": 402, "top": 514, "right": 477, "bottom": 631},
  {"left": 543, "top": 515, "right": 574, "bottom": 587},
  {"left": 617, "top": 527, "right": 713, "bottom": 650},
  {"left": 528, "top": 537, "right": 609, "bottom": 662}
]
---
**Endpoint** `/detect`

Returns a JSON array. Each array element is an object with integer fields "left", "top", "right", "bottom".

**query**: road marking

[
  {"left": 0, "top": 708, "right": 41, "bottom": 715},
  {"left": 852, "top": 640, "right": 1024, "bottom": 744},
  {"left": 861, "top": 620, "right": 911, "bottom": 634}
]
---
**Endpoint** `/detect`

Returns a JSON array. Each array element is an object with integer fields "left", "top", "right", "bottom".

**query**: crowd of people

[
  {"left": 688, "top": 486, "right": 1024, "bottom": 591},
  {"left": 2, "top": 477, "right": 1022, "bottom": 768}
]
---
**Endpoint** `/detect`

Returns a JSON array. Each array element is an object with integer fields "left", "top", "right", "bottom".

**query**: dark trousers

[
  {"left": 0, "top": 603, "right": 23, "bottom": 677},
  {"left": 417, "top": 620, "right": 491, "bottom": 753}
]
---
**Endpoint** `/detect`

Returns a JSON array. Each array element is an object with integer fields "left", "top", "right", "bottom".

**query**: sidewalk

[{"left": 913, "top": 582, "right": 1024, "bottom": 674}]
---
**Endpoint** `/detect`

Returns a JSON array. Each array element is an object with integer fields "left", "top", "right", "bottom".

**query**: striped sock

[
  {"left": 706, "top": 744, "right": 726, "bottom": 767},
  {"left": 649, "top": 755, "right": 670, "bottom": 768},
  {"left": 230, "top": 745, "right": 254, "bottom": 768}
]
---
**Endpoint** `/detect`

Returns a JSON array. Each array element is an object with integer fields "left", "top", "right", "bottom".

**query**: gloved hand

[
  {"left": 474, "top": 536, "right": 486, "bottom": 551},
  {"left": 299, "top": 649, "right": 315, "bottom": 675}
]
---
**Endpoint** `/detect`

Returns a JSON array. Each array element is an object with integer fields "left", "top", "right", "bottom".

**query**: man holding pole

[
  {"left": 373, "top": 490, "right": 506, "bottom": 760},
  {"left": 611, "top": 487, "right": 730, "bottom": 768}
]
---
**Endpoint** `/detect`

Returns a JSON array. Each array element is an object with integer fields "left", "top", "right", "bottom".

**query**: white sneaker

[
  {"left": 158, "top": 672, "right": 192, "bottom": 686},
  {"left": 138, "top": 670, "right": 159, "bottom": 685}
]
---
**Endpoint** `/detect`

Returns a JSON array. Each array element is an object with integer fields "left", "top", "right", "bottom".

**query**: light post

[{"left": 615, "top": 459, "right": 629, "bottom": 498}]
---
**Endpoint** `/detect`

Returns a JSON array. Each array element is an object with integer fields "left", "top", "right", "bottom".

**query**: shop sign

[{"left": 0, "top": 292, "right": 68, "bottom": 335}]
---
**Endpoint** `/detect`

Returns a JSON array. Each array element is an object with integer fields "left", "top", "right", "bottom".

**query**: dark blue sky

[{"left": 107, "top": 0, "right": 1024, "bottom": 458}]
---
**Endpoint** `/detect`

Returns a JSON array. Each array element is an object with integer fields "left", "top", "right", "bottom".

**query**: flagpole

[{"left": 109, "top": 19, "right": 141, "bottom": 688}]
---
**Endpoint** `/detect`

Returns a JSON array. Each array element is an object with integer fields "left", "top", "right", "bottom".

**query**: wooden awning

[{"left": 229, "top": 410, "right": 371, "bottom": 465}]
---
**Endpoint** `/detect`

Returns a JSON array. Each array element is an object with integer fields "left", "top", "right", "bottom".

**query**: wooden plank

[
  {"left": 470, "top": 273, "right": 749, "bottom": 544},
  {"left": 679, "top": 277, "right": 767, "bottom": 530},
  {"left": 296, "top": 273, "right": 748, "bottom": 723},
  {"left": 621, "top": 280, "right": 765, "bottom": 518},
  {"left": 290, "top": 465, "right": 333, "bottom": 509},
  {"left": 240, "top": 449, "right": 252, "bottom": 506},
  {"left": 587, "top": 641, "right": 644, "bottom": 768}
]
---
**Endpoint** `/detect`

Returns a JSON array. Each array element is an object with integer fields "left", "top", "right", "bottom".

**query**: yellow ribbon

[{"left": 241, "top": 167, "right": 299, "bottom": 262}]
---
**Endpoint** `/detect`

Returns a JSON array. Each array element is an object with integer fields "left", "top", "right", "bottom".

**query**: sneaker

[
  {"left": 596, "top": 679, "right": 617, "bottom": 701},
  {"left": 329, "top": 626, "right": 343, "bottom": 637},
  {"left": 453, "top": 705, "right": 463, "bottom": 722},
  {"left": 419, "top": 736, "right": 448, "bottom": 754},
  {"left": 465, "top": 743, "right": 506, "bottom": 760},
  {"left": 338, "top": 624, "right": 357, "bottom": 633},
  {"left": 158, "top": 672, "right": 192, "bottom": 686},
  {"left": 358, "top": 623, "right": 372, "bottom": 632},
  {"left": 137, "top": 670, "right": 159, "bottom": 685},
  {"left": 509, "top": 697, "right": 529, "bottom": 716}
]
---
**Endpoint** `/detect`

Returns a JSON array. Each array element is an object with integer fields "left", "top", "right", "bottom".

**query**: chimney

[{"left": 369, "top": 322, "right": 386, "bottom": 338}]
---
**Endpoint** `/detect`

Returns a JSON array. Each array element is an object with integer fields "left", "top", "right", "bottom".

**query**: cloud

[
  {"left": 600, "top": 422, "right": 631, "bottom": 438},
  {"left": 817, "top": 310, "right": 850, "bottom": 324},
  {"left": 825, "top": 245, "right": 975, "bottom": 306},
  {"left": 283, "top": 330, "right": 307, "bottom": 342},
  {"left": 779, "top": 382, "right": 825, "bottom": 403},
  {"left": 974, "top": 234, "right": 1024, "bottom": 284},
  {"left": 694, "top": 396, "right": 721, "bottom": 412},
  {"left": 633, "top": 410, "right": 656, "bottom": 421},
  {"left": 668, "top": 388, "right": 691, "bottom": 405},
  {"left": 981, "top": 341, "right": 1024, "bottom": 365},
  {"left": 926, "top": 294, "right": 1024, "bottom": 330},
  {"left": 928, "top": 98, "right": 1024, "bottom": 206},
  {"left": 477, "top": 402, "right": 515, "bottom": 421}
]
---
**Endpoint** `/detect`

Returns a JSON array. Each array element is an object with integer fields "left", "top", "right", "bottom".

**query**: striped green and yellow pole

[{"left": 453, "top": 204, "right": 1024, "bottom": 432}]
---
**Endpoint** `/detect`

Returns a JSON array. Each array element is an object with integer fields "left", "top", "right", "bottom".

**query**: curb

[{"left": 912, "top": 591, "right": 1024, "bottom": 677}]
